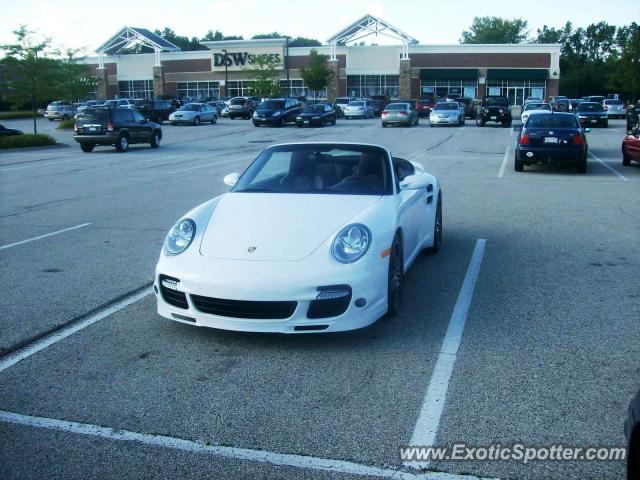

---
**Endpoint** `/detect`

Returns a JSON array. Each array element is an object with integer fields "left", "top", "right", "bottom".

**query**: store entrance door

[{"left": 507, "top": 88, "right": 525, "bottom": 106}]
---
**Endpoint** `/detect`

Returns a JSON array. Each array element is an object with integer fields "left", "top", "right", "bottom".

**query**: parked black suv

[
  {"left": 477, "top": 96, "right": 512, "bottom": 127},
  {"left": 252, "top": 98, "right": 303, "bottom": 127},
  {"left": 74, "top": 108, "right": 162, "bottom": 153},
  {"left": 133, "top": 99, "right": 174, "bottom": 124}
]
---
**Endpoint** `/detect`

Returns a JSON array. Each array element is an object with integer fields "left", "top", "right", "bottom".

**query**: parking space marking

[
  {"left": 588, "top": 152, "right": 629, "bottom": 181},
  {"left": 0, "top": 286, "right": 151, "bottom": 372},
  {"left": 167, "top": 156, "right": 247, "bottom": 174},
  {"left": 406, "top": 239, "right": 487, "bottom": 470},
  {"left": 0, "top": 223, "right": 91, "bottom": 251},
  {"left": 0, "top": 410, "right": 496, "bottom": 480},
  {"left": 498, "top": 147, "right": 510, "bottom": 178},
  {"left": 409, "top": 128, "right": 466, "bottom": 161}
]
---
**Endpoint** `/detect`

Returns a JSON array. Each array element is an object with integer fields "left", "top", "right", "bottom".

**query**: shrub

[
  {"left": 57, "top": 118, "right": 75, "bottom": 129},
  {"left": 0, "top": 111, "right": 43, "bottom": 120},
  {"left": 0, "top": 134, "right": 57, "bottom": 149}
]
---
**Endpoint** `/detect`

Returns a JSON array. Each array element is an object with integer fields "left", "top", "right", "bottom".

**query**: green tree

[
  {"left": 289, "top": 37, "right": 322, "bottom": 47},
  {"left": 609, "top": 23, "right": 640, "bottom": 101},
  {"left": 57, "top": 49, "right": 98, "bottom": 103},
  {"left": 1, "top": 26, "right": 60, "bottom": 133},
  {"left": 245, "top": 55, "right": 282, "bottom": 97},
  {"left": 252, "top": 32, "right": 288, "bottom": 40},
  {"left": 300, "top": 49, "right": 332, "bottom": 99},
  {"left": 460, "top": 17, "right": 529, "bottom": 44}
]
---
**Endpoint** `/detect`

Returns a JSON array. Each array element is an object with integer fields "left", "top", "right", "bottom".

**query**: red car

[
  {"left": 622, "top": 129, "right": 640, "bottom": 166},
  {"left": 415, "top": 98, "right": 434, "bottom": 118}
]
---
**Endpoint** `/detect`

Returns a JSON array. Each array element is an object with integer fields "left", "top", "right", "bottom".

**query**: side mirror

[
  {"left": 583, "top": 128, "right": 591, "bottom": 133},
  {"left": 400, "top": 174, "right": 430, "bottom": 190},
  {"left": 224, "top": 172, "right": 240, "bottom": 187}
]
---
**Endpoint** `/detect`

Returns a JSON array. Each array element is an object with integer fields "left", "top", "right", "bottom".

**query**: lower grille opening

[
  {"left": 191, "top": 295, "right": 297, "bottom": 319},
  {"left": 307, "top": 286, "right": 352, "bottom": 319},
  {"left": 294, "top": 325, "right": 329, "bottom": 331},
  {"left": 159, "top": 275, "right": 188, "bottom": 309}
]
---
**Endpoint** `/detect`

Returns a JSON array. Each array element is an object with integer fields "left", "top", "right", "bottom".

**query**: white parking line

[
  {"left": 406, "top": 239, "right": 487, "bottom": 470},
  {"left": 167, "top": 156, "right": 246, "bottom": 174},
  {"left": 498, "top": 147, "right": 510, "bottom": 178},
  {"left": 0, "top": 286, "right": 152, "bottom": 372},
  {"left": 0, "top": 410, "right": 496, "bottom": 480},
  {"left": 589, "top": 152, "right": 629, "bottom": 181},
  {"left": 0, "top": 223, "right": 91, "bottom": 251}
]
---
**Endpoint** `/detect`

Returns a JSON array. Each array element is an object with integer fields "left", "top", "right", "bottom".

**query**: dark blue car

[{"left": 515, "top": 112, "right": 589, "bottom": 173}]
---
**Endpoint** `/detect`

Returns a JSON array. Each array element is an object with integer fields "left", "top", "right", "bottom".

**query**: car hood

[
  {"left": 256, "top": 109, "right": 279, "bottom": 117},
  {"left": 199, "top": 193, "right": 381, "bottom": 261},
  {"left": 298, "top": 112, "right": 322, "bottom": 118}
]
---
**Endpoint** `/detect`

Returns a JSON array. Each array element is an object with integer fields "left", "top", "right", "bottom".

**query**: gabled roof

[
  {"left": 326, "top": 14, "right": 417, "bottom": 45},
  {"left": 96, "top": 27, "right": 181, "bottom": 54}
]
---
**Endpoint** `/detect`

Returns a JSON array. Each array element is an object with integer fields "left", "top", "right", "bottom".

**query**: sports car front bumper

[{"left": 155, "top": 253, "right": 389, "bottom": 333}]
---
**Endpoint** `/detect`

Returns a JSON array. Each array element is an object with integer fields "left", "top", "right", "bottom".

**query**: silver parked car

[
  {"left": 429, "top": 102, "right": 465, "bottom": 126},
  {"left": 45, "top": 104, "right": 74, "bottom": 121},
  {"left": 381, "top": 102, "right": 419, "bottom": 127},
  {"left": 169, "top": 103, "right": 218, "bottom": 126},
  {"left": 343, "top": 100, "right": 375, "bottom": 119},
  {"left": 604, "top": 99, "right": 626, "bottom": 119}
]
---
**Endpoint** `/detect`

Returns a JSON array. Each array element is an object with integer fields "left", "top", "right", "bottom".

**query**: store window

[
  {"left": 346, "top": 75, "right": 399, "bottom": 98},
  {"left": 227, "top": 80, "right": 256, "bottom": 97},
  {"left": 176, "top": 81, "right": 220, "bottom": 101},
  {"left": 279, "top": 80, "right": 326, "bottom": 99},
  {"left": 486, "top": 80, "right": 547, "bottom": 105},
  {"left": 419, "top": 79, "right": 478, "bottom": 100},
  {"left": 118, "top": 80, "right": 153, "bottom": 99}
]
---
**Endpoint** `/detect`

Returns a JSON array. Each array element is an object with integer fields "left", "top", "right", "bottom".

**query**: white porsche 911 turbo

[{"left": 155, "top": 142, "right": 442, "bottom": 333}]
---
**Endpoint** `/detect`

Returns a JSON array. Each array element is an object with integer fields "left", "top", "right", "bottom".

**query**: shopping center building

[{"left": 88, "top": 15, "right": 561, "bottom": 106}]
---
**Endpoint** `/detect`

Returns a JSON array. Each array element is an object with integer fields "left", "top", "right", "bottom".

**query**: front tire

[
  {"left": 211, "top": 116, "right": 217, "bottom": 124},
  {"left": 150, "top": 132, "right": 160, "bottom": 149},
  {"left": 386, "top": 233, "right": 404, "bottom": 318},
  {"left": 193, "top": 116, "right": 200, "bottom": 126}
]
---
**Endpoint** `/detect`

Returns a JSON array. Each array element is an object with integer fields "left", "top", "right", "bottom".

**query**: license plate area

[
  {"left": 491, "top": 116, "right": 497, "bottom": 120},
  {"left": 544, "top": 137, "right": 559, "bottom": 144}
]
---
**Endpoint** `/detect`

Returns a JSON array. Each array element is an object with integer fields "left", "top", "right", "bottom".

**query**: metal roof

[
  {"left": 96, "top": 27, "right": 181, "bottom": 54},
  {"left": 326, "top": 14, "right": 417, "bottom": 45}
]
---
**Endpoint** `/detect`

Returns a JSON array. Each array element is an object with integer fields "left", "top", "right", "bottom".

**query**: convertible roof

[{"left": 96, "top": 27, "right": 181, "bottom": 55}]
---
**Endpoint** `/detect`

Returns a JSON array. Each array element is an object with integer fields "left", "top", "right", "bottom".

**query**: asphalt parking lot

[{"left": 0, "top": 114, "right": 638, "bottom": 480}]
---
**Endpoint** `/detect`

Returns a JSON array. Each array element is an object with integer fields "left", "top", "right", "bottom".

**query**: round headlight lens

[
  {"left": 332, "top": 224, "right": 371, "bottom": 263},
  {"left": 165, "top": 218, "right": 196, "bottom": 256}
]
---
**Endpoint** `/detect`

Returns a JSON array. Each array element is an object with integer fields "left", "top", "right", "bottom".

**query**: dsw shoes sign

[{"left": 213, "top": 49, "right": 282, "bottom": 68}]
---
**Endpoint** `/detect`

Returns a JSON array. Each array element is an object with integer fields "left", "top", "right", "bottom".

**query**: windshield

[
  {"left": 386, "top": 104, "right": 409, "bottom": 111},
  {"left": 578, "top": 103, "right": 604, "bottom": 112},
  {"left": 232, "top": 144, "right": 393, "bottom": 195},
  {"left": 484, "top": 97, "right": 509, "bottom": 106},
  {"left": 303, "top": 105, "right": 324, "bottom": 113},
  {"left": 179, "top": 104, "right": 200, "bottom": 111},
  {"left": 604, "top": 99, "right": 623, "bottom": 105},
  {"left": 434, "top": 103, "right": 458, "bottom": 110},
  {"left": 134, "top": 100, "right": 151, "bottom": 106},
  {"left": 335, "top": 98, "right": 350, "bottom": 105},
  {"left": 526, "top": 114, "right": 579, "bottom": 128},
  {"left": 104, "top": 100, "right": 118, "bottom": 108},
  {"left": 348, "top": 101, "right": 364, "bottom": 107},
  {"left": 230, "top": 98, "right": 247, "bottom": 105},
  {"left": 525, "top": 103, "right": 551, "bottom": 111},
  {"left": 260, "top": 101, "right": 285, "bottom": 110}
]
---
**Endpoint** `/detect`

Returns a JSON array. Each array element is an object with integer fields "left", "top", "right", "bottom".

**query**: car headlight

[
  {"left": 332, "top": 224, "right": 371, "bottom": 263},
  {"left": 312, "top": 116, "right": 321, "bottom": 119},
  {"left": 499, "top": 109, "right": 504, "bottom": 114},
  {"left": 272, "top": 110, "right": 282, "bottom": 116},
  {"left": 164, "top": 219, "right": 196, "bottom": 256},
  {"left": 253, "top": 111, "right": 258, "bottom": 118}
]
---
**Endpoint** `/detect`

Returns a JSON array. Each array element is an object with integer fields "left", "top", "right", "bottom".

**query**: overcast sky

[{"left": 1, "top": 0, "right": 639, "bottom": 55}]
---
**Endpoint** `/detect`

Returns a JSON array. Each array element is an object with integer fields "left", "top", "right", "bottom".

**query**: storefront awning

[
  {"left": 487, "top": 69, "right": 548, "bottom": 80},
  {"left": 419, "top": 69, "right": 478, "bottom": 81}
]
